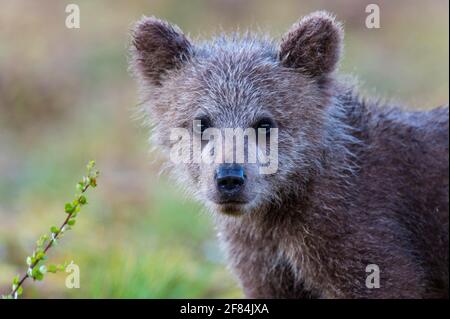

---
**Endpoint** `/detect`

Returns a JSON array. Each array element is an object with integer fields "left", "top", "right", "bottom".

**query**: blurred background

[{"left": 0, "top": 0, "right": 448, "bottom": 298}]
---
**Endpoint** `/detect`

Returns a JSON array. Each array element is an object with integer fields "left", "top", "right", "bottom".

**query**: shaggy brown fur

[{"left": 130, "top": 11, "right": 449, "bottom": 298}]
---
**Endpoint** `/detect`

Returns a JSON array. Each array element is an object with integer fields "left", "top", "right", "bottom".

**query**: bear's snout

[{"left": 215, "top": 164, "right": 246, "bottom": 199}]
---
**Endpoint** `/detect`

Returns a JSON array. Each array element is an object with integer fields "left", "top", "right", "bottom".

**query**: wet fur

[{"left": 130, "top": 12, "right": 449, "bottom": 298}]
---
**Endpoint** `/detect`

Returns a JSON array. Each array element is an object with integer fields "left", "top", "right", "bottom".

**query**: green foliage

[{"left": 1, "top": 161, "right": 99, "bottom": 299}]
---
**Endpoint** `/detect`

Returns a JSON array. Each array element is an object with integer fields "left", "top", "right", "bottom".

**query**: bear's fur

[{"left": 130, "top": 11, "right": 449, "bottom": 298}]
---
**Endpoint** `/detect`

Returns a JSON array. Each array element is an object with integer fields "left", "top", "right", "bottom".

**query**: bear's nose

[{"left": 215, "top": 164, "right": 246, "bottom": 194}]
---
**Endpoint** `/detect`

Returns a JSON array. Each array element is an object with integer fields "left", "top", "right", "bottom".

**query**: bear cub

[{"left": 130, "top": 11, "right": 449, "bottom": 298}]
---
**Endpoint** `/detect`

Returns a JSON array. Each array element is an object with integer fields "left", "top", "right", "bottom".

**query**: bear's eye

[
  {"left": 254, "top": 117, "right": 275, "bottom": 136},
  {"left": 193, "top": 116, "right": 211, "bottom": 135}
]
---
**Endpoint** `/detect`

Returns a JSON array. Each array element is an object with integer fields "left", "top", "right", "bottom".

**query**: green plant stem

[{"left": 9, "top": 183, "right": 91, "bottom": 298}]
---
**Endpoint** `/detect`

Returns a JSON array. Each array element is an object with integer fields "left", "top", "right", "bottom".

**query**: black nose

[{"left": 215, "top": 164, "right": 246, "bottom": 194}]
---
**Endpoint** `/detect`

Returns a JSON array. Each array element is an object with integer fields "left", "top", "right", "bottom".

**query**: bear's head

[{"left": 130, "top": 11, "right": 344, "bottom": 216}]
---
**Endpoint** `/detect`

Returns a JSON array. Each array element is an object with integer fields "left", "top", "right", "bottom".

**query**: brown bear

[{"left": 130, "top": 11, "right": 449, "bottom": 298}]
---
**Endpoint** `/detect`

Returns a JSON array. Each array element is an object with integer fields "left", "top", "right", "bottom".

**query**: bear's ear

[
  {"left": 131, "top": 17, "right": 192, "bottom": 85},
  {"left": 279, "top": 11, "right": 343, "bottom": 77}
]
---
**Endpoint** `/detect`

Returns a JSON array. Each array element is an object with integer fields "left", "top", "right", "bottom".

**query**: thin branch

[
  {"left": 4, "top": 161, "right": 99, "bottom": 299},
  {"left": 9, "top": 184, "right": 90, "bottom": 298}
]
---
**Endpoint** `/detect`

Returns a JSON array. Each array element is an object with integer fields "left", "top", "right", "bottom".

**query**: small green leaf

[
  {"left": 76, "top": 182, "right": 84, "bottom": 191},
  {"left": 35, "top": 251, "right": 45, "bottom": 260},
  {"left": 31, "top": 267, "right": 44, "bottom": 281},
  {"left": 64, "top": 203, "right": 74, "bottom": 214},
  {"left": 50, "top": 226, "right": 59, "bottom": 234},
  {"left": 36, "top": 234, "right": 49, "bottom": 247},
  {"left": 67, "top": 219, "right": 76, "bottom": 226},
  {"left": 87, "top": 160, "right": 95, "bottom": 171},
  {"left": 47, "top": 264, "right": 57, "bottom": 273},
  {"left": 78, "top": 195, "right": 87, "bottom": 205},
  {"left": 89, "top": 178, "right": 97, "bottom": 187},
  {"left": 12, "top": 275, "right": 20, "bottom": 285}
]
